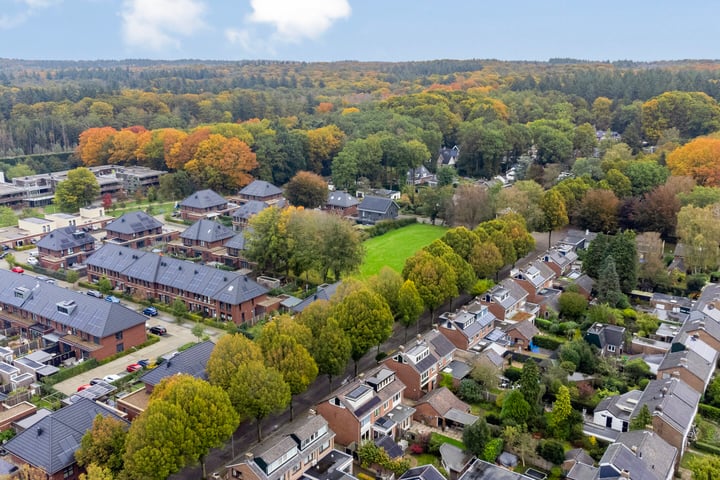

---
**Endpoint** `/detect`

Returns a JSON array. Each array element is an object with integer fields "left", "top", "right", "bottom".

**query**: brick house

[
  {"left": 383, "top": 329, "right": 456, "bottom": 400},
  {"left": 481, "top": 279, "right": 537, "bottom": 322},
  {"left": 357, "top": 196, "right": 399, "bottom": 225},
  {"left": 103, "top": 210, "right": 176, "bottom": 249},
  {"left": 36, "top": 226, "right": 95, "bottom": 271},
  {"left": 657, "top": 348, "right": 716, "bottom": 394},
  {"left": 0, "top": 269, "right": 146, "bottom": 361},
  {"left": 167, "top": 219, "right": 235, "bottom": 262},
  {"left": 315, "top": 366, "right": 414, "bottom": 447},
  {"left": 503, "top": 320, "right": 540, "bottom": 351},
  {"left": 179, "top": 189, "right": 230, "bottom": 221},
  {"left": 671, "top": 312, "right": 720, "bottom": 352},
  {"left": 413, "top": 387, "right": 478, "bottom": 430},
  {"left": 4, "top": 398, "right": 128, "bottom": 480},
  {"left": 86, "top": 244, "right": 269, "bottom": 325},
  {"left": 231, "top": 200, "right": 274, "bottom": 231},
  {"left": 541, "top": 246, "right": 578, "bottom": 276},
  {"left": 596, "top": 430, "right": 677, "bottom": 480},
  {"left": 226, "top": 414, "right": 353, "bottom": 480},
  {"left": 438, "top": 302, "right": 496, "bottom": 351},
  {"left": 512, "top": 261, "right": 556, "bottom": 300},
  {"left": 238, "top": 180, "right": 284, "bottom": 203},
  {"left": 324, "top": 191, "right": 359, "bottom": 217}
]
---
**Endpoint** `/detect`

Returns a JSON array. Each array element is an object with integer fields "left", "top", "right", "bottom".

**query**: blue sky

[{"left": 1, "top": 0, "right": 718, "bottom": 62}]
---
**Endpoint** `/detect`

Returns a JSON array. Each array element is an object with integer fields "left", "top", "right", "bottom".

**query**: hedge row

[
  {"left": 535, "top": 318, "right": 553, "bottom": 330},
  {"left": 533, "top": 335, "right": 563, "bottom": 350},
  {"left": 693, "top": 441, "right": 720, "bottom": 456},
  {"left": 364, "top": 217, "right": 417, "bottom": 238},
  {"left": 699, "top": 403, "right": 720, "bottom": 423}
]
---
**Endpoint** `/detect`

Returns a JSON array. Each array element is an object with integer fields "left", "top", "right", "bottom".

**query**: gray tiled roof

[
  {"left": 140, "top": 340, "right": 215, "bottom": 386},
  {"left": 427, "top": 329, "right": 456, "bottom": 358},
  {"left": 105, "top": 210, "right": 162, "bottom": 235},
  {"left": 634, "top": 378, "right": 700, "bottom": 434},
  {"left": 594, "top": 389, "right": 642, "bottom": 421},
  {"left": 291, "top": 282, "right": 341, "bottom": 313},
  {"left": 87, "top": 244, "right": 267, "bottom": 305},
  {"left": 459, "top": 460, "right": 532, "bottom": 480},
  {"left": 567, "top": 462, "right": 598, "bottom": 480},
  {"left": 0, "top": 269, "right": 146, "bottom": 337},
  {"left": 326, "top": 191, "right": 359, "bottom": 208},
  {"left": 180, "top": 189, "right": 226, "bottom": 209},
  {"left": 232, "top": 200, "right": 270, "bottom": 221},
  {"left": 358, "top": 196, "right": 396, "bottom": 214},
  {"left": 439, "top": 443, "right": 473, "bottom": 473},
  {"left": 400, "top": 465, "right": 446, "bottom": 480},
  {"left": 225, "top": 233, "right": 247, "bottom": 250},
  {"left": 420, "top": 387, "right": 469, "bottom": 416},
  {"left": 4, "top": 398, "right": 127, "bottom": 475},
  {"left": 613, "top": 430, "right": 677, "bottom": 480},
  {"left": 36, "top": 226, "right": 93, "bottom": 251},
  {"left": 658, "top": 348, "right": 714, "bottom": 385},
  {"left": 180, "top": 219, "right": 235, "bottom": 243},
  {"left": 239, "top": 180, "right": 282, "bottom": 199},
  {"left": 504, "top": 320, "right": 539, "bottom": 341}
]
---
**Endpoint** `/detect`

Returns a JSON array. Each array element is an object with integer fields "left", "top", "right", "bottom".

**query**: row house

[
  {"left": 167, "top": 219, "right": 235, "bottom": 262},
  {"left": 591, "top": 389, "right": 642, "bottom": 435},
  {"left": 104, "top": 210, "right": 177, "bottom": 249},
  {"left": 227, "top": 414, "right": 354, "bottom": 480},
  {"left": 512, "top": 260, "right": 561, "bottom": 316},
  {"left": 481, "top": 278, "right": 538, "bottom": 322},
  {"left": 542, "top": 245, "right": 578, "bottom": 276},
  {"left": 438, "top": 302, "right": 496, "bottom": 351},
  {"left": 86, "top": 244, "right": 269, "bottom": 325},
  {"left": 592, "top": 430, "right": 677, "bottom": 480},
  {"left": 413, "top": 387, "right": 478, "bottom": 431},
  {"left": 316, "top": 366, "right": 414, "bottom": 448},
  {"left": 237, "top": 180, "right": 284, "bottom": 204},
  {"left": 657, "top": 348, "right": 716, "bottom": 394},
  {"left": 671, "top": 311, "right": 720, "bottom": 352},
  {"left": 0, "top": 269, "right": 147, "bottom": 361},
  {"left": 503, "top": 320, "right": 539, "bottom": 351},
  {"left": 36, "top": 226, "right": 96, "bottom": 271},
  {"left": 232, "top": 200, "right": 274, "bottom": 230},
  {"left": 382, "top": 329, "right": 456, "bottom": 400},
  {"left": 179, "top": 189, "right": 233, "bottom": 221}
]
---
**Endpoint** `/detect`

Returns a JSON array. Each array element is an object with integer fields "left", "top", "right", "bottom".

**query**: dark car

[
  {"left": 105, "top": 295, "right": 120, "bottom": 303},
  {"left": 142, "top": 306, "right": 158, "bottom": 316},
  {"left": 149, "top": 325, "right": 167, "bottom": 336}
]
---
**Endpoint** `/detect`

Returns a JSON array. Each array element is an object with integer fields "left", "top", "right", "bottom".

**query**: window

[
  {"left": 116, "top": 343, "right": 124, "bottom": 353},
  {"left": 93, "top": 336, "right": 100, "bottom": 345},
  {"left": 608, "top": 345, "right": 616, "bottom": 353},
  {"left": 321, "top": 440, "right": 330, "bottom": 451},
  {"left": 63, "top": 465, "right": 74, "bottom": 478},
  {"left": 115, "top": 331, "right": 123, "bottom": 340}
]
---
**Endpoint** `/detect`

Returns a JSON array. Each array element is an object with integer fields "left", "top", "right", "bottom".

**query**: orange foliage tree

[
  {"left": 107, "top": 129, "right": 138, "bottom": 164},
  {"left": 185, "top": 134, "right": 257, "bottom": 192},
  {"left": 667, "top": 137, "right": 720, "bottom": 186},
  {"left": 306, "top": 125, "right": 345, "bottom": 174},
  {"left": 77, "top": 127, "right": 117, "bottom": 166},
  {"left": 166, "top": 127, "right": 210, "bottom": 170}
]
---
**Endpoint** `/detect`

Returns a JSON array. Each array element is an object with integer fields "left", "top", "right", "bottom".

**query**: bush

[
  {"left": 409, "top": 443, "right": 424, "bottom": 454},
  {"left": 699, "top": 403, "right": 720, "bottom": 423},
  {"left": 482, "top": 438, "right": 504, "bottom": 463},
  {"left": 504, "top": 367, "right": 522, "bottom": 383},
  {"left": 42, "top": 359, "right": 99, "bottom": 385},
  {"left": 533, "top": 335, "right": 562, "bottom": 350},
  {"left": 365, "top": 217, "right": 417, "bottom": 238},
  {"left": 458, "top": 379, "right": 484, "bottom": 403},
  {"left": 538, "top": 439, "right": 565, "bottom": 464},
  {"left": 535, "top": 318, "right": 553, "bottom": 331},
  {"left": 693, "top": 441, "right": 720, "bottom": 456}
]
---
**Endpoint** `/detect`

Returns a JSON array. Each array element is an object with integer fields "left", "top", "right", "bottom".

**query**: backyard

[{"left": 359, "top": 223, "right": 448, "bottom": 278}]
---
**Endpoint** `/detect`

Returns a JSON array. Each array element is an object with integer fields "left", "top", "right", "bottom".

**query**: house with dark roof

[
  {"left": 503, "top": 320, "right": 539, "bottom": 351},
  {"left": 458, "top": 459, "right": 533, "bottom": 480},
  {"left": 439, "top": 443, "right": 474, "bottom": 480},
  {"left": 438, "top": 302, "right": 496, "bottom": 351},
  {"left": 671, "top": 311, "right": 720, "bottom": 352},
  {"left": 357, "top": 196, "right": 399, "bottom": 225},
  {"left": 167, "top": 218, "right": 235, "bottom": 263},
  {"left": 103, "top": 210, "right": 175, "bottom": 249},
  {"left": 116, "top": 341, "right": 215, "bottom": 420},
  {"left": 562, "top": 448, "right": 594, "bottom": 476},
  {"left": 0, "top": 269, "right": 147, "bottom": 361},
  {"left": 512, "top": 261, "right": 556, "bottom": 299},
  {"left": 585, "top": 323, "right": 626, "bottom": 356},
  {"left": 596, "top": 430, "right": 677, "bottom": 480},
  {"left": 226, "top": 413, "right": 352, "bottom": 480},
  {"left": 315, "top": 366, "right": 414, "bottom": 447},
  {"left": 481, "top": 279, "right": 537, "bottom": 322},
  {"left": 406, "top": 165, "right": 437, "bottom": 186},
  {"left": 4, "top": 398, "right": 128, "bottom": 480},
  {"left": 399, "top": 464, "right": 446, "bottom": 480},
  {"left": 225, "top": 232, "right": 252, "bottom": 269},
  {"left": 383, "top": 329, "right": 456, "bottom": 400},
  {"left": 86, "top": 244, "right": 270, "bottom": 325},
  {"left": 591, "top": 389, "right": 642, "bottom": 434},
  {"left": 231, "top": 199, "right": 275, "bottom": 230},
  {"left": 36, "top": 226, "right": 95, "bottom": 271},
  {"left": 291, "top": 282, "right": 341, "bottom": 314},
  {"left": 413, "top": 387, "right": 477, "bottom": 430},
  {"left": 179, "top": 189, "right": 230, "bottom": 221},
  {"left": 437, "top": 146, "right": 460, "bottom": 168},
  {"left": 238, "top": 180, "right": 284, "bottom": 203},
  {"left": 325, "top": 191, "right": 360, "bottom": 217},
  {"left": 657, "top": 348, "right": 716, "bottom": 394},
  {"left": 632, "top": 377, "right": 700, "bottom": 458},
  {"left": 542, "top": 246, "right": 579, "bottom": 276}
]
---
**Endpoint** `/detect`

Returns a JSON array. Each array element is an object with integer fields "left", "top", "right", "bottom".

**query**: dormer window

[{"left": 56, "top": 300, "right": 77, "bottom": 315}]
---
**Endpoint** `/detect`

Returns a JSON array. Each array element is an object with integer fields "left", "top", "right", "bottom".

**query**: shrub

[
  {"left": 482, "top": 438, "right": 504, "bottom": 463},
  {"left": 365, "top": 217, "right": 417, "bottom": 238},
  {"left": 699, "top": 403, "right": 720, "bottom": 423},
  {"left": 409, "top": 443, "right": 424, "bottom": 454},
  {"left": 538, "top": 439, "right": 565, "bottom": 464},
  {"left": 535, "top": 318, "right": 553, "bottom": 331},
  {"left": 504, "top": 366, "right": 522, "bottom": 383},
  {"left": 533, "top": 335, "right": 562, "bottom": 350},
  {"left": 693, "top": 441, "right": 720, "bottom": 456}
]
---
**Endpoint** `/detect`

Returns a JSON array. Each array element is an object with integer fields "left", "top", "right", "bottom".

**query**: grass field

[{"left": 358, "top": 223, "right": 448, "bottom": 278}]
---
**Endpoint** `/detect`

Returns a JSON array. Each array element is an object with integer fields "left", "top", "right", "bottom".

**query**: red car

[
  {"left": 11, "top": 266, "right": 23, "bottom": 273},
  {"left": 76, "top": 384, "right": 91, "bottom": 392},
  {"left": 126, "top": 363, "right": 143, "bottom": 373}
]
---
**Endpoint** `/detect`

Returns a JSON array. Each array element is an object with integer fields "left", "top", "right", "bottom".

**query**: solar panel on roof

[{"left": 346, "top": 384, "right": 371, "bottom": 400}]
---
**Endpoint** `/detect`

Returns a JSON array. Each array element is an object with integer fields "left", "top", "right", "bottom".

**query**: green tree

[
  {"left": 66, "top": 270, "right": 79, "bottom": 284},
  {"left": 436, "top": 166, "right": 455, "bottom": 187},
  {"left": 538, "top": 440, "right": 566, "bottom": 464},
  {"left": 79, "top": 464, "right": 114, "bottom": 480},
  {"left": 597, "top": 258, "right": 626, "bottom": 308},
  {"left": 191, "top": 322, "right": 204, "bottom": 342},
  {"left": 6, "top": 164, "right": 35, "bottom": 180},
  {"left": 630, "top": 404, "right": 653, "bottom": 431},
  {"left": 170, "top": 298, "right": 188, "bottom": 322},
  {"left": 503, "top": 425, "right": 536, "bottom": 467},
  {"left": 4, "top": 253, "right": 15, "bottom": 268},
  {"left": 312, "top": 317, "right": 352, "bottom": 393},
  {"left": 705, "top": 376, "right": 720, "bottom": 408},
  {"left": 285, "top": 171, "right": 328, "bottom": 208},
  {"left": 462, "top": 418, "right": 491, "bottom": 457},
  {"left": 403, "top": 250, "right": 457, "bottom": 322},
  {"left": 519, "top": 360, "right": 542, "bottom": 409},
  {"left": 482, "top": 438, "right": 504, "bottom": 463},
  {"left": 441, "top": 226, "right": 481, "bottom": 262},
  {"left": 54, "top": 167, "right": 100, "bottom": 212},
  {"left": 367, "top": 266, "right": 403, "bottom": 317},
  {"left": 97, "top": 276, "right": 112, "bottom": 295},
  {"left": 469, "top": 241, "right": 504, "bottom": 278},
  {"left": 687, "top": 455, "right": 720, "bottom": 479},
  {"left": 424, "top": 239, "right": 476, "bottom": 298},
  {"left": 500, "top": 389, "right": 533, "bottom": 425},
  {"left": 539, "top": 189, "right": 568, "bottom": 245},
  {"left": 334, "top": 288, "right": 394, "bottom": 376},
  {"left": 206, "top": 333, "right": 263, "bottom": 391},
  {"left": 76, "top": 415, "right": 128, "bottom": 476},
  {"left": 245, "top": 206, "right": 291, "bottom": 275},
  {"left": 397, "top": 279, "right": 424, "bottom": 341},
  {"left": 573, "top": 123, "right": 597, "bottom": 157},
  {"left": 0, "top": 207, "right": 17, "bottom": 227},
  {"left": 548, "top": 385, "right": 573, "bottom": 439},
  {"left": 558, "top": 291, "right": 588, "bottom": 320}
]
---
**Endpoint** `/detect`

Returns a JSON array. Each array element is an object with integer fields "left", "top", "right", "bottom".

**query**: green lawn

[{"left": 359, "top": 223, "right": 448, "bottom": 278}]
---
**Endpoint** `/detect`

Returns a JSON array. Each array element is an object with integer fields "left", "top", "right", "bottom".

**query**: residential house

[
  {"left": 315, "top": 366, "right": 414, "bottom": 447},
  {"left": 585, "top": 323, "right": 626, "bottom": 356},
  {"left": 657, "top": 348, "right": 716, "bottom": 394},
  {"left": 437, "top": 146, "right": 460, "bottom": 168},
  {"left": 632, "top": 377, "right": 700, "bottom": 458},
  {"left": 0, "top": 269, "right": 147, "bottom": 361},
  {"left": 474, "top": 348, "right": 505, "bottom": 371},
  {"left": 357, "top": 196, "right": 399, "bottom": 225},
  {"left": 291, "top": 282, "right": 341, "bottom": 314},
  {"left": 103, "top": 210, "right": 176, "bottom": 249},
  {"left": 503, "top": 320, "right": 539, "bottom": 351},
  {"left": 651, "top": 293, "right": 692, "bottom": 317},
  {"left": 167, "top": 218, "right": 235, "bottom": 262},
  {"left": 481, "top": 279, "right": 537, "bottom": 322},
  {"left": 694, "top": 283, "right": 720, "bottom": 322},
  {"left": 179, "top": 189, "right": 230, "bottom": 221},
  {"left": 116, "top": 341, "right": 215, "bottom": 420},
  {"left": 565, "top": 462, "right": 598, "bottom": 480},
  {"left": 36, "top": 226, "right": 95, "bottom": 271},
  {"left": 86, "top": 244, "right": 270, "bottom": 325},
  {"left": 438, "top": 302, "right": 496, "bottom": 351},
  {"left": 562, "top": 448, "right": 594, "bottom": 476},
  {"left": 406, "top": 165, "right": 437, "bottom": 186},
  {"left": 399, "top": 465, "right": 446, "bottom": 480},
  {"left": 458, "top": 459, "right": 533, "bottom": 480},
  {"left": 439, "top": 443, "right": 474, "bottom": 480},
  {"left": 325, "top": 191, "right": 359, "bottom": 217},
  {"left": 237, "top": 180, "right": 284, "bottom": 203},
  {"left": 559, "top": 229, "right": 597, "bottom": 251},
  {"left": 512, "top": 261, "right": 556, "bottom": 302},
  {"left": 4, "top": 398, "right": 128, "bottom": 480},
  {"left": 595, "top": 430, "right": 677, "bottom": 480},
  {"left": 383, "top": 329, "right": 456, "bottom": 400},
  {"left": 541, "top": 246, "right": 579, "bottom": 276},
  {"left": 225, "top": 232, "right": 252, "bottom": 270},
  {"left": 0, "top": 402, "right": 37, "bottom": 432},
  {"left": 591, "top": 389, "right": 642, "bottom": 433},
  {"left": 232, "top": 200, "right": 273, "bottom": 230},
  {"left": 227, "top": 413, "right": 353, "bottom": 480},
  {"left": 413, "top": 387, "right": 478, "bottom": 430},
  {"left": 671, "top": 312, "right": 720, "bottom": 352}
]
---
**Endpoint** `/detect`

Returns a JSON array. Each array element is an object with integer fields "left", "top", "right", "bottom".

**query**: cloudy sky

[{"left": 1, "top": 0, "right": 718, "bottom": 62}]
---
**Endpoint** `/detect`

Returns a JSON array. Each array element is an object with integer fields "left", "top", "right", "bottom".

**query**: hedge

[
  {"left": 533, "top": 335, "right": 562, "bottom": 350},
  {"left": 699, "top": 403, "right": 720, "bottom": 423},
  {"left": 42, "top": 359, "right": 99, "bottom": 385},
  {"left": 693, "top": 441, "right": 720, "bottom": 456},
  {"left": 535, "top": 318, "right": 553, "bottom": 331},
  {"left": 364, "top": 217, "right": 417, "bottom": 238}
]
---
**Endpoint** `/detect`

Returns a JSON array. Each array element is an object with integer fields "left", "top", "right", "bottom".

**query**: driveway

[{"left": 53, "top": 315, "right": 223, "bottom": 396}]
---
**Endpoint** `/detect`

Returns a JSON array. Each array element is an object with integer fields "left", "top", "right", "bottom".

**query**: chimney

[
  {"left": 416, "top": 333, "right": 422, "bottom": 343},
  {"left": 245, "top": 452, "right": 253, "bottom": 461},
  {"left": 671, "top": 371, "right": 680, "bottom": 378},
  {"left": 358, "top": 373, "right": 365, "bottom": 381},
  {"left": 620, "top": 469, "right": 630, "bottom": 479},
  {"left": 432, "top": 323, "right": 438, "bottom": 332},
  {"left": 308, "top": 408, "right": 316, "bottom": 416},
  {"left": 398, "top": 345, "right": 405, "bottom": 351}
]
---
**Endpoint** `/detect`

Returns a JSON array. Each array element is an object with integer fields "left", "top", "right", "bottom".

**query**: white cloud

[
  {"left": 246, "top": 0, "right": 351, "bottom": 42},
  {"left": 0, "top": 0, "right": 60, "bottom": 29},
  {"left": 120, "top": 0, "right": 207, "bottom": 51}
]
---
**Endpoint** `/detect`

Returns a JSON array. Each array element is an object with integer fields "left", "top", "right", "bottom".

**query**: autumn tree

[
  {"left": 592, "top": 97, "right": 613, "bottom": 130},
  {"left": 184, "top": 134, "right": 257, "bottom": 192},
  {"left": 667, "top": 136, "right": 720, "bottom": 186},
  {"left": 441, "top": 226, "right": 481, "bottom": 262},
  {"left": 397, "top": 279, "right": 424, "bottom": 341},
  {"left": 503, "top": 426, "right": 536, "bottom": 467},
  {"left": 54, "top": 167, "right": 100, "bottom": 212},
  {"left": 206, "top": 333, "right": 263, "bottom": 391},
  {"left": 469, "top": 241, "right": 504, "bottom": 279},
  {"left": 447, "top": 184, "right": 494, "bottom": 228},
  {"left": 312, "top": 317, "right": 352, "bottom": 393},
  {"left": 245, "top": 205, "right": 291, "bottom": 275},
  {"left": 676, "top": 204, "right": 720, "bottom": 273},
  {"left": 548, "top": 385, "right": 573, "bottom": 439},
  {"left": 76, "top": 415, "right": 128, "bottom": 476},
  {"left": 424, "top": 240, "right": 476, "bottom": 299},
  {"left": 539, "top": 189, "right": 568, "bottom": 244},
  {"left": 77, "top": 126, "right": 116, "bottom": 166},
  {"left": 403, "top": 250, "right": 457, "bottom": 322},
  {"left": 367, "top": 266, "right": 404, "bottom": 317},
  {"left": 307, "top": 125, "right": 345, "bottom": 174},
  {"left": 285, "top": 171, "right": 328, "bottom": 208},
  {"left": 575, "top": 188, "right": 619, "bottom": 233}
]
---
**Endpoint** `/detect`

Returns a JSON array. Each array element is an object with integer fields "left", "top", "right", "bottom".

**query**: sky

[{"left": 1, "top": 0, "right": 719, "bottom": 62}]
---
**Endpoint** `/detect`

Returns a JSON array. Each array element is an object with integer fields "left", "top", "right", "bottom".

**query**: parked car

[
  {"left": 142, "top": 306, "right": 158, "bottom": 316},
  {"left": 11, "top": 266, "right": 23, "bottom": 274},
  {"left": 103, "top": 374, "right": 121, "bottom": 383},
  {"left": 87, "top": 290, "right": 103, "bottom": 298},
  {"left": 89, "top": 378, "right": 104, "bottom": 386},
  {"left": 149, "top": 325, "right": 167, "bottom": 336},
  {"left": 0, "top": 252, "right": 7, "bottom": 259},
  {"left": 105, "top": 295, "right": 120, "bottom": 303},
  {"left": 26, "top": 256, "right": 38, "bottom": 266},
  {"left": 46, "top": 279, "right": 56, "bottom": 285},
  {"left": 1, "top": 245, "right": 9, "bottom": 251},
  {"left": 126, "top": 363, "right": 143, "bottom": 373},
  {"left": 36, "top": 276, "right": 48, "bottom": 282},
  {"left": 76, "top": 384, "right": 91, "bottom": 392}
]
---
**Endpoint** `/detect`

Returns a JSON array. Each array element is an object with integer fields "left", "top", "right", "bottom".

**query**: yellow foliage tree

[
  {"left": 306, "top": 125, "right": 345, "bottom": 174},
  {"left": 77, "top": 127, "right": 117, "bottom": 166},
  {"left": 667, "top": 136, "right": 720, "bottom": 186}
]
